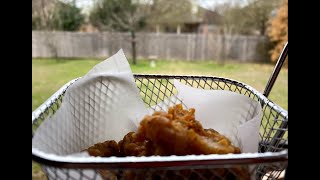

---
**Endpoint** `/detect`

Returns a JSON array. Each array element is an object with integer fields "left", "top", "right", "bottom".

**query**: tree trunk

[
  {"left": 260, "top": 17, "right": 266, "bottom": 35},
  {"left": 219, "top": 30, "right": 226, "bottom": 65},
  {"left": 130, "top": 31, "right": 137, "bottom": 65},
  {"left": 260, "top": 23, "right": 266, "bottom": 35}
]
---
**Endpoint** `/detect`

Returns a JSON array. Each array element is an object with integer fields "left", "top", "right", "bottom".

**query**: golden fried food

[
  {"left": 87, "top": 141, "right": 120, "bottom": 179},
  {"left": 136, "top": 104, "right": 240, "bottom": 155},
  {"left": 87, "top": 140, "right": 120, "bottom": 157},
  {"left": 87, "top": 104, "right": 249, "bottom": 179},
  {"left": 118, "top": 132, "right": 154, "bottom": 156}
]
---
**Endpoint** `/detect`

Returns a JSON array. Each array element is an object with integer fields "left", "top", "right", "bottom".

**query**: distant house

[
  {"left": 197, "top": 7, "right": 223, "bottom": 34},
  {"left": 155, "top": 14, "right": 203, "bottom": 34},
  {"left": 148, "top": 4, "right": 223, "bottom": 34}
]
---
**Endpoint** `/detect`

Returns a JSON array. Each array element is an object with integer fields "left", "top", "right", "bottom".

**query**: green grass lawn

[
  {"left": 32, "top": 59, "right": 287, "bottom": 111},
  {"left": 32, "top": 58, "right": 287, "bottom": 179}
]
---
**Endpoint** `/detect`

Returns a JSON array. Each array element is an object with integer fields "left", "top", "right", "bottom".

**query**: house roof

[
  {"left": 198, "top": 6, "right": 223, "bottom": 25},
  {"left": 152, "top": 5, "right": 223, "bottom": 25}
]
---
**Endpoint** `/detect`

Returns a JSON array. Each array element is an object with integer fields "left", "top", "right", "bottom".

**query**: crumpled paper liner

[
  {"left": 32, "top": 49, "right": 148, "bottom": 155},
  {"left": 173, "top": 80, "right": 262, "bottom": 153}
]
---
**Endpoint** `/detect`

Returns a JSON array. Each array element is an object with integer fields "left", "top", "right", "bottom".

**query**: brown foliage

[{"left": 268, "top": 0, "right": 288, "bottom": 63}]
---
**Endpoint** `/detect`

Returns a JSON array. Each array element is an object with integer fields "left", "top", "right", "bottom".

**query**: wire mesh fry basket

[{"left": 32, "top": 43, "right": 288, "bottom": 180}]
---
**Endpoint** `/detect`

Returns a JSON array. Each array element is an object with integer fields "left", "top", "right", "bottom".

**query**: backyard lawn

[
  {"left": 32, "top": 59, "right": 287, "bottom": 110},
  {"left": 32, "top": 58, "right": 288, "bottom": 179}
]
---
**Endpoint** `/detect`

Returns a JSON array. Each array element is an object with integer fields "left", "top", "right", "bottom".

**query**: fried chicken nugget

[
  {"left": 118, "top": 132, "right": 154, "bottom": 156},
  {"left": 87, "top": 140, "right": 120, "bottom": 157},
  {"left": 138, "top": 104, "right": 240, "bottom": 155}
]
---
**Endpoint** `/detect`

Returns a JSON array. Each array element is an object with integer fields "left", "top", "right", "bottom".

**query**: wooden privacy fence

[{"left": 32, "top": 31, "right": 269, "bottom": 62}]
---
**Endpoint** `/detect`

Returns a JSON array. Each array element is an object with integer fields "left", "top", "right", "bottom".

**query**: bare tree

[
  {"left": 209, "top": 0, "right": 280, "bottom": 35},
  {"left": 32, "top": 0, "right": 59, "bottom": 59},
  {"left": 204, "top": 0, "right": 280, "bottom": 63},
  {"left": 90, "top": 0, "right": 152, "bottom": 64},
  {"left": 89, "top": 0, "right": 195, "bottom": 64},
  {"left": 205, "top": 3, "right": 244, "bottom": 63},
  {"left": 242, "top": 0, "right": 280, "bottom": 35},
  {"left": 32, "top": 0, "right": 57, "bottom": 30}
]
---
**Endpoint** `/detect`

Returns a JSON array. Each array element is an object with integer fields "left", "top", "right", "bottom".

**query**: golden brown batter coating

[
  {"left": 87, "top": 104, "right": 249, "bottom": 179},
  {"left": 118, "top": 132, "right": 154, "bottom": 156},
  {"left": 87, "top": 140, "right": 120, "bottom": 157},
  {"left": 133, "top": 104, "right": 240, "bottom": 155}
]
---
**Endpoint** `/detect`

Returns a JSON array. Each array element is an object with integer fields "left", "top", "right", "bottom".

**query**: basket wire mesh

[{"left": 32, "top": 74, "right": 288, "bottom": 180}]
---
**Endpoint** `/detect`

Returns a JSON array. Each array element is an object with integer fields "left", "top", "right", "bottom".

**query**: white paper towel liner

[
  {"left": 32, "top": 49, "right": 148, "bottom": 155},
  {"left": 173, "top": 80, "right": 262, "bottom": 153}
]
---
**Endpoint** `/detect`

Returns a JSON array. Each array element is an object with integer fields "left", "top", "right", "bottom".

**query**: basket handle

[
  {"left": 259, "top": 42, "right": 288, "bottom": 153},
  {"left": 263, "top": 42, "right": 288, "bottom": 98},
  {"left": 258, "top": 42, "right": 288, "bottom": 178}
]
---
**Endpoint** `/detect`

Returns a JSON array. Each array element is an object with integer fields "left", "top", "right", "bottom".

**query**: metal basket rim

[
  {"left": 32, "top": 74, "right": 288, "bottom": 168},
  {"left": 32, "top": 148, "right": 287, "bottom": 169}
]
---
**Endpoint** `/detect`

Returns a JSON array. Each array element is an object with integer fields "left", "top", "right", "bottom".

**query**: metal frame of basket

[{"left": 32, "top": 43, "right": 288, "bottom": 180}]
